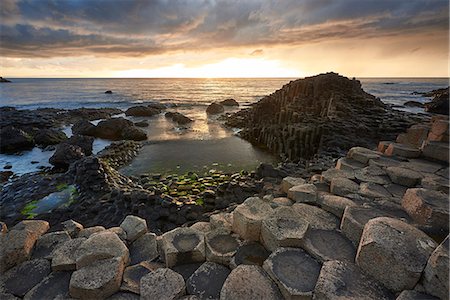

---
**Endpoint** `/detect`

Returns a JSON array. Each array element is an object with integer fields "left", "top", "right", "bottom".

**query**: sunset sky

[{"left": 1, "top": 0, "right": 448, "bottom": 78}]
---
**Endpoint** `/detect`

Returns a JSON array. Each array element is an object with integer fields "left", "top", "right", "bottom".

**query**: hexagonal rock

[
  {"left": 23, "top": 271, "right": 72, "bottom": 300},
  {"left": 318, "top": 193, "right": 358, "bottom": 218},
  {"left": 140, "top": 268, "right": 185, "bottom": 300},
  {"left": 75, "top": 231, "right": 129, "bottom": 269},
  {"left": 422, "top": 236, "right": 449, "bottom": 300},
  {"left": 162, "top": 227, "right": 205, "bottom": 267},
  {"left": 120, "top": 215, "right": 148, "bottom": 243},
  {"left": 120, "top": 262, "right": 153, "bottom": 294},
  {"left": 292, "top": 203, "right": 339, "bottom": 230},
  {"left": 385, "top": 143, "right": 421, "bottom": 158},
  {"left": 62, "top": 219, "right": 83, "bottom": 238},
  {"left": 260, "top": 207, "right": 309, "bottom": 252},
  {"left": 314, "top": 260, "right": 393, "bottom": 300},
  {"left": 106, "top": 227, "right": 127, "bottom": 241},
  {"left": 0, "top": 220, "right": 49, "bottom": 272},
  {"left": 220, "top": 265, "right": 283, "bottom": 300},
  {"left": 232, "top": 197, "right": 273, "bottom": 241},
  {"left": 335, "top": 157, "right": 365, "bottom": 172},
  {"left": 356, "top": 217, "right": 437, "bottom": 292},
  {"left": 354, "top": 165, "right": 391, "bottom": 185},
  {"left": 32, "top": 231, "right": 71, "bottom": 260},
  {"left": 396, "top": 290, "right": 439, "bottom": 300},
  {"left": 386, "top": 166, "right": 422, "bottom": 187},
  {"left": 51, "top": 238, "right": 86, "bottom": 271},
  {"left": 359, "top": 182, "right": 392, "bottom": 199},
  {"left": 281, "top": 177, "right": 306, "bottom": 193},
  {"left": 78, "top": 226, "right": 105, "bottom": 238},
  {"left": 129, "top": 232, "right": 158, "bottom": 265},
  {"left": 70, "top": 257, "right": 125, "bottom": 299},
  {"left": 320, "top": 168, "right": 354, "bottom": 184},
  {"left": 229, "top": 242, "right": 270, "bottom": 269},
  {"left": 422, "top": 141, "right": 449, "bottom": 163},
  {"left": 330, "top": 178, "right": 359, "bottom": 197},
  {"left": 347, "top": 147, "right": 381, "bottom": 164},
  {"left": 421, "top": 174, "right": 449, "bottom": 193},
  {"left": 301, "top": 229, "right": 356, "bottom": 262},
  {"left": 340, "top": 206, "right": 393, "bottom": 246},
  {"left": 402, "top": 188, "right": 449, "bottom": 231},
  {"left": 2, "top": 259, "right": 51, "bottom": 297},
  {"left": 263, "top": 247, "right": 321, "bottom": 300},
  {"left": 287, "top": 184, "right": 317, "bottom": 203},
  {"left": 205, "top": 231, "right": 240, "bottom": 265},
  {"left": 210, "top": 212, "right": 233, "bottom": 232},
  {"left": 186, "top": 262, "right": 230, "bottom": 299},
  {"left": 190, "top": 222, "right": 212, "bottom": 233},
  {"left": 271, "top": 197, "right": 294, "bottom": 207}
]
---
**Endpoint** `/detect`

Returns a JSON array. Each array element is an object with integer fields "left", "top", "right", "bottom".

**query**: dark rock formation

[
  {"left": 165, "top": 112, "right": 193, "bottom": 125},
  {"left": 66, "top": 135, "right": 94, "bottom": 156},
  {"left": 404, "top": 101, "right": 424, "bottom": 108},
  {"left": 49, "top": 144, "right": 85, "bottom": 169},
  {"left": 424, "top": 87, "right": 449, "bottom": 115},
  {"left": 33, "top": 129, "right": 68, "bottom": 146},
  {"left": 220, "top": 99, "right": 239, "bottom": 106},
  {"left": 0, "top": 126, "right": 34, "bottom": 153},
  {"left": 72, "top": 120, "right": 97, "bottom": 136},
  {"left": 94, "top": 118, "right": 147, "bottom": 141},
  {"left": 125, "top": 106, "right": 161, "bottom": 117},
  {"left": 0, "top": 77, "right": 11, "bottom": 83},
  {"left": 225, "top": 72, "right": 422, "bottom": 161},
  {"left": 105, "top": 90, "right": 113, "bottom": 94},
  {"left": 206, "top": 103, "right": 225, "bottom": 114}
]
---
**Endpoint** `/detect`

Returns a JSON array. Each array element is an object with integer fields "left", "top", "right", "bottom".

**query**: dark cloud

[{"left": 0, "top": 0, "right": 448, "bottom": 58}]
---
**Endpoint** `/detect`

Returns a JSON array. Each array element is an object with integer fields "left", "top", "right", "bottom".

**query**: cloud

[
  {"left": 0, "top": 0, "right": 448, "bottom": 58},
  {"left": 250, "top": 49, "right": 264, "bottom": 56}
]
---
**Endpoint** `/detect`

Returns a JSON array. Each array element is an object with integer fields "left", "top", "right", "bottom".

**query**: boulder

[
  {"left": 396, "top": 124, "right": 430, "bottom": 147},
  {"left": 120, "top": 215, "right": 147, "bottom": 243},
  {"left": 402, "top": 188, "right": 449, "bottom": 231},
  {"left": 232, "top": 197, "right": 273, "bottom": 241},
  {"left": 72, "top": 120, "right": 97, "bottom": 136},
  {"left": 335, "top": 157, "right": 365, "bottom": 172},
  {"left": 300, "top": 229, "right": 356, "bottom": 262},
  {"left": 287, "top": 184, "right": 317, "bottom": 203},
  {"left": 271, "top": 197, "right": 294, "bottom": 207},
  {"left": 330, "top": 178, "right": 359, "bottom": 196},
  {"left": 51, "top": 238, "right": 86, "bottom": 271},
  {"left": 260, "top": 207, "right": 309, "bottom": 252},
  {"left": 32, "top": 231, "right": 71, "bottom": 260},
  {"left": 78, "top": 226, "right": 105, "bottom": 238},
  {"left": 424, "top": 87, "right": 449, "bottom": 115},
  {"left": 120, "top": 263, "right": 153, "bottom": 294},
  {"left": 129, "top": 233, "right": 158, "bottom": 265},
  {"left": 33, "top": 129, "right": 67, "bottom": 146},
  {"left": 220, "top": 265, "right": 283, "bottom": 300},
  {"left": 356, "top": 217, "right": 437, "bottom": 292},
  {"left": 230, "top": 242, "right": 270, "bottom": 269},
  {"left": 161, "top": 227, "right": 205, "bottom": 267},
  {"left": 292, "top": 203, "right": 339, "bottom": 230},
  {"left": 121, "top": 125, "right": 147, "bottom": 141},
  {"left": 105, "top": 90, "right": 113, "bottom": 94},
  {"left": 66, "top": 134, "right": 94, "bottom": 155},
  {"left": 2, "top": 259, "right": 51, "bottom": 297},
  {"left": 106, "top": 227, "right": 127, "bottom": 241},
  {"left": 206, "top": 103, "right": 224, "bottom": 114},
  {"left": 219, "top": 99, "right": 239, "bottom": 106},
  {"left": 62, "top": 219, "right": 84, "bottom": 238},
  {"left": 205, "top": 231, "right": 240, "bottom": 266},
  {"left": 49, "top": 143, "right": 85, "bottom": 169},
  {"left": 347, "top": 147, "right": 381, "bottom": 164},
  {"left": 75, "top": 231, "right": 129, "bottom": 269},
  {"left": 280, "top": 177, "right": 306, "bottom": 193},
  {"left": 386, "top": 166, "right": 422, "bottom": 187},
  {"left": 263, "top": 247, "right": 321, "bottom": 299},
  {"left": 190, "top": 222, "right": 212, "bottom": 233},
  {"left": 140, "top": 268, "right": 186, "bottom": 300},
  {"left": 422, "top": 236, "right": 449, "bottom": 300},
  {"left": 94, "top": 118, "right": 147, "bottom": 141},
  {"left": 318, "top": 193, "right": 358, "bottom": 218},
  {"left": 23, "top": 271, "right": 72, "bottom": 300},
  {"left": 422, "top": 141, "right": 449, "bottom": 163},
  {"left": 314, "top": 260, "right": 393, "bottom": 300},
  {"left": 69, "top": 257, "right": 125, "bottom": 299},
  {"left": 186, "top": 262, "right": 230, "bottom": 299},
  {"left": 165, "top": 112, "right": 193, "bottom": 125},
  {"left": 0, "top": 126, "right": 34, "bottom": 153},
  {"left": 125, "top": 106, "right": 161, "bottom": 117}
]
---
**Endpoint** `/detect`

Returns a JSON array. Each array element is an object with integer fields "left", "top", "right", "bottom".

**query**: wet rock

[
  {"left": 105, "top": 90, "right": 113, "bottom": 94},
  {"left": 32, "top": 231, "right": 71, "bottom": 260},
  {"left": 230, "top": 242, "right": 270, "bottom": 268},
  {"left": 75, "top": 231, "right": 129, "bottom": 268},
  {"left": 330, "top": 178, "right": 359, "bottom": 196},
  {"left": 72, "top": 119, "right": 97, "bottom": 136},
  {"left": 66, "top": 134, "right": 94, "bottom": 155},
  {"left": 386, "top": 166, "right": 422, "bottom": 187},
  {"left": 125, "top": 106, "right": 161, "bottom": 117},
  {"left": 292, "top": 203, "right": 339, "bottom": 230},
  {"left": 121, "top": 125, "right": 147, "bottom": 141},
  {"left": 0, "top": 126, "right": 34, "bottom": 153},
  {"left": 404, "top": 101, "right": 425, "bottom": 108},
  {"left": 165, "top": 112, "right": 193, "bottom": 125},
  {"left": 280, "top": 176, "right": 305, "bottom": 193},
  {"left": 69, "top": 257, "right": 125, "bottom": 299},
  {"left": 78, "top": 226, "right": 106, "bottom": 238},
  {"left": 129, "top": 233, "right": 158, "bottom": 265},
  {"left": 62, "top": 219, "right": 84, "bottom": 238},
  {"left": 300, "top": 229, "right": 355, "bottom": 262},
  {"left": 260, "top": 207, "right": 309, "bottom": 252},
  {"left": 134, "top": 121, "right": 149, "bottom": 127},
  {"left": 2, "top": 259, "right": 51, "bottom": 297},
  {"left": 23, "top": 271, "right": 72, "bottom": 300},
  {"left": 120, "top": 263, "right": 153, "bottom": 294},
  {"left": 314, "top": 260, "right": 393, "bottom": 300},
  {"left": 396, "top": 290, "right": 439, "bottom": 300},
  {"left": 220, "top": 265, "right": 283, "bottom": 300},
  {"left": 49, "top": 143, "right": 85, "bottom": 169},
  {"left": 263, "top": 247, "right": 321, "bottom": 299},
  {"left": 186, "top": 262, "right": 230, "bottom": 299},
  {"left": 206, "top": 103, "right": 224, "bottom": 114},
  {"left": 52, "top": 238, "right": 86, "bottom": 271},
  {"left": 424, "top": 87, "right": 449, "bottom": 115},
  {"left": 162, "top": 227, "right": 205, "bottom": 267},
  {"left": 94, "top": 117, "right": 147, "bottom": 141},
  {"left": 140, "top": 268, "right": 186, "bottom": 300},
  {"left": 402, "top": 188, "right": 449, "bottom": 231},
  {"left": 356, "top": 217, "right": 437, "bottom": 292},
  {"left": 287, "top": 183, "right": 317, "bottom": 203},
  {"left": 422, "top": 236, "right": 449, "bottom": 300},
  {"left": 120, "top": 215, "right": 148, "bottom": 242},
  {"left": 33, "top": 129, "right": 67, "bottom": 146},
  {"left": 232, "top": 197, "right": 273, "bottom": 241},
  {"left": 219, "top": 99, "right": 239, "bottom": 106},
  {"left": 318, "top": 193, "right": 357, "bottom": 218},
  {"left": 205, "top": 231, "right": 240, "bottom": 266},
  {"left": 0, "top": 170, "right": 13, "bottom": 182}
]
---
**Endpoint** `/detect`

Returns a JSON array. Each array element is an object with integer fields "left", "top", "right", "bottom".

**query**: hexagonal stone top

[
  {"left": 173, "top": 233, "right": 200, "bottom": 252},
  {"left": 207, "top": 233, "right": 239, "bottom": 255},
  {"left": 233, "top": 197, "right": 273, "bottom": 221},
  {"left": 162, "top": 227, "right": 205, "bottom": 267},
  {"left": 232, "top": 242, "right": 270, "bottom": 267},
  {"left": 263, "top": 247, "right": 321, "bottom": 299}
]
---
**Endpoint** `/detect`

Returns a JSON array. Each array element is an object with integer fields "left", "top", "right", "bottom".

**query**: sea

[{"left": 0, "top": 77, "right": 448, "bottom": 176}]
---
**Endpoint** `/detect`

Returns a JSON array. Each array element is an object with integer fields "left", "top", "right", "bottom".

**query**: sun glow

[{"left": 114, "top": 58, "right": 301, "bottom": 78}]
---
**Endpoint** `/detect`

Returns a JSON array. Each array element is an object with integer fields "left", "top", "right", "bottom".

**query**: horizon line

[{"left": 3, "top": 76, "right": 449, "bottom": 79}]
